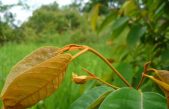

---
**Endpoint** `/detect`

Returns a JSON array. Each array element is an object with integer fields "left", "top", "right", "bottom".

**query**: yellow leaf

[
  {"left": 72, "top": 73, "right": 94, "bottom": 84},
  {"left": 1, "top": 47, "right": 72, "bottom": 109},
  {"left": 156, "top": 70, "right": 169, "bottom": 84},
  {"left": 145, "top": 70, "right": 169, "bottom": 107},
  {"left": 72, "top": 73, "right": 88, "bottom": 84},
  {"left": 156, "top": 70, "right": 169, "bottom": 107},
  {"left": 144, "top": 74, "right": 169, "bottom": 91},
  {"left": 90, "top": 3, "right": 101, "bottom": 31}
]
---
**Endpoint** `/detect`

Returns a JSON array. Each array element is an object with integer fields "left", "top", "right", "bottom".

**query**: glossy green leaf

[
  {"left": 143, "top": 92, "right": 167, "bottom": 109},
  {"left": 99, "top": 87, "right": 167, "bottom": 109},
  {"left": 127, "top": 24, "right": 146, "bottom": 48},
  {"left": 70, "top": 86, "right": 114, "bottom": 109}
]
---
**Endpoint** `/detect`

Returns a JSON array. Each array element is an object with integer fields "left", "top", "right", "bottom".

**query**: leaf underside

[
  {"left": 155, "top": 70, "right": 169, "bottom": 108},
  {"left": 1, "top": 47, "right": 72, "bottom": 109}
]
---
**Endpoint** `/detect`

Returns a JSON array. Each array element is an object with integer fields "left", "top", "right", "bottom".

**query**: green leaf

[
  {"left": 111, "top": 24, "right": 128, "bottom": 38},
  {"left": 147, "top": 0, "right": 163, "bottom": 14},
  {"left": 145, "top": 0, "right": 163, "bottom": 20},
  {"left": 70, "top": 86, "right": 114, "bottom": 109},
  {"left": 111, "top": 17, "right": 129, "bottom": 38},
  {"left": 127, "top": 24, "right": 146, "bottom": 48},
  {"left": 90, "top": 3, "right": 101, "bottom": 31},
  {"left": 99, "top": 87, "right": 167, "bottom": 109},
  {"left": 119, "top": 0, "right": 139, "bottom": 16},
  {"left": 154, "top": 2, "right": 166, "bottom": 19},
  {"left": 143, "top": 92, "right": 167, "bottom": 109},
  {"left": 97, "top": 13, "right": 117, "bottom": 33},
  {"left": 161, "top": 48, "right": 169, "bottom": 61},
  {"left": 112, "top": 16, "right": 129, "bottom": 31},
  {"left": 113, "top": 63, "right": 134, "bottom": 87}
]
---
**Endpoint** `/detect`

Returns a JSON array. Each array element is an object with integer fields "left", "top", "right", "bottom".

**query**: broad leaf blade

[
  {"left": 88, "top": 90, "right": 112, "bottom": 109},
  {"left": 111, "top": 16, "right": 129, "bottom": 37},
  {"left": 157, "top": 70, "right": 169, "bottom": 84},
  {"left": 97, "top": 13, "right": 116, "bottom": 33},
  {"left": 113, "top": 63, "right": 134, "bottom": 87},
  {"left": 90, "top": 3, "right": 101, "bottom": 31},
  {"left": 161, "top": 49, "right": 169, "bottom": 61},
  {"left": 149, "top": 70, "right": 169, "bottom": 91},
  {"left": 70, "top": 86, "right": 114, "bottom": 109},
  {"left": 145, "top": 73, "right": 169, "bottom": 93},
  {"left": 1, "top": 47, "right": 72, "bottom": 109},
  {"left": 112, "top": 16, "right": 129, "bottom": 31},
  {"left": 99, "top": 87, "right": 167, "bottom": 109},
  {"left": 127, "top": 24, "right": 146, "bottom": 48},
  {"left": 1, "top": 46, "right": 59, "bottom": 95},
  {"left": 154, "top": 70, "right": 169, "bottom": 107},
  {"left": 143, "top": 92, "right": 167, "bottom": 109},
  {"left": 119, "top": 0, "right": 139, "bottom": 16}
]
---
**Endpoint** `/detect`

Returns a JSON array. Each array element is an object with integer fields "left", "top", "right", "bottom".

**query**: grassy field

[{"left": 0, "top": 34, "right": 118, "bottom": 109}]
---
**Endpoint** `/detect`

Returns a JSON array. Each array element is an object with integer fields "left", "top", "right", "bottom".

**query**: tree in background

[
  {"left": 20, "top": 2, "right": 89, "bottom": 41},
  {"left": 0, "top": 1, "right": 90, "bottom": 44},
  {"left": 0, "top": 1, "right": 15, "bottom": 43},
  {"left": 0, "top": 1, "right": 27, "bottom": 44}
]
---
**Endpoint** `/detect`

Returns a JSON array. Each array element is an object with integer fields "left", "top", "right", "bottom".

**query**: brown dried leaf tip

[
  {"left": 144, "top": 69, "right": 169, "bottom": 108},
  {"left": 72, "top": 73, "right": 94, "bottom": 84}
]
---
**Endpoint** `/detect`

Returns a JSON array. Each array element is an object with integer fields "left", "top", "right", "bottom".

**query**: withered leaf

[
  {"left": 146, "top": 70, "right": 169, "bottom": 108},
  {"left": 1, "top": 47, "right": 72, "bottom": 109},
  {"left": 156, "top": 70, "right": 169, "bottom": 108},
  {"left": 156, "top": 70, "right": 169, "bottom": 84}
]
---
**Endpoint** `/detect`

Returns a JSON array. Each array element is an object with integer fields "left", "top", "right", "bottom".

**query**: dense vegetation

[{"left": 0, "top": 0, "right": 169, "bottom": 109}]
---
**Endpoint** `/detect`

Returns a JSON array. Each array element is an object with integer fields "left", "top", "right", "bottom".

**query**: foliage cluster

[
  {"left": 0, "top": 36, "right": 111, "bottom": 109},
  {"left": 0, "top": 1, "right": 28, "bottom": 44},
  {"left": 0, "top": 2, "right": 92, "bottom": 44},
  {"left": 21, "top": 3, "right": 85, "bottom": 37},
  {"left": 89, "top": 0, "right": 169, "bottom": 90},
  {"left": 96, "top": 0, "right": 169, "bottom": 66},
  {"left": 0, "top": 1, "right": 17, "bottom": 44},
  {"left": 1, "top": 0, "right": 169, "bottom": 109},
  {"left": 1, "top": 44, "right": 169, "bottom": 109}
]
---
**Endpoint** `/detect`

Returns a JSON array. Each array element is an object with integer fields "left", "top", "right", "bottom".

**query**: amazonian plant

[
  {"left": 88, "top": 0, "right": 169, "bottom": 97},
  {"left": 89, "top": 0, "right": 169, "bottom": 71},
  {"left": 0, "top": 44, "right": 169, "bottom": 109}
]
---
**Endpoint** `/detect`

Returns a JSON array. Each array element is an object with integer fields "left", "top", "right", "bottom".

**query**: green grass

[{"left": 0, "top": 34, "right": 117, "bottom": 109}]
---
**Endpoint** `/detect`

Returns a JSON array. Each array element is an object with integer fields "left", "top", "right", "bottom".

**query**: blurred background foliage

[{"left": 0, "top": 0, "right": 169, "bottom": 108}]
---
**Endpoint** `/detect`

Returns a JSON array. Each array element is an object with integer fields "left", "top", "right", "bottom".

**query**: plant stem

[
  {"left": 136, "top": 72, "right": 144, "bottom": 90},
  {"left": 82, "top": 68, "right": 119, "bottom": 89},
  {"left": 147, "top": 68, "right": 158, "bottom": 75},
  {"left": 62, "top": 44, "right": 131, "bottom": 87},
  {"left": 95, "top": 77, "right": 119, "bottom": 89},
  {"left": 72, "top": 48, "right": 89, "bottom": 60},
  {"left": 137, "top": 61, "right": 151, "bottom": 89},
  {"left": 88, "top": 47, "right": 132, "bottom": 87}
]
